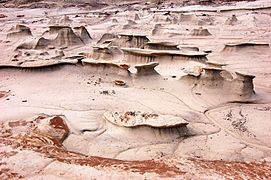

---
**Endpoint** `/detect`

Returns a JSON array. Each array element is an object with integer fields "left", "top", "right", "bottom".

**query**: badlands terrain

[{"left": 0, "top": 0, "right": 271, "bottom": 179}]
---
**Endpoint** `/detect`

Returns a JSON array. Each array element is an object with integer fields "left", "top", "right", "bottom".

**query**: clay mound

[
  {"left": 134, "top": 13, "right": 140, "bottom": 21},
  {"left": 36, "top": 27, "right": 84, "bottom": 49},
  {"left": 73, "top": 26, "right": 92, "bottom": 44},
  {"left": 225, "top": 14, "right": 238, "bottom": 25},
  {"left": 135, "top": 62, "right": 160, "bottom": 76},
  {"left": 113, "top": 34, "right": 150, "bottom": 48},
  {"left": 123, "top": 20, "right": 137, "bottom": 29},
  {"left": 104, "top": 111, "right": 189, "bottom": 128},
  {"left": 171, "top": 16, "right": 178, "bottom": 24},
  {"left": 16, "top": 40, "right": 38, "bottom": 49},
  {"left": 48, "top": 25, "right": 70, "bottom": 34},
  {"left": 190, "top": 27, "right": 212, "bottom": 36},
  {"left": 97, "top": 33, "right": 117, "bottom": 44},
  {"left": 33, "top": 26, "right": 90, "bottom": 49},
  {"left": 82, "top": 59, "right": 130, "bottom": 77},
  {"left": 222, "top": 42, "right": 270, "bottom": 52},
  {"left": 35, "top": 37, "right": 51, "bottom": 49},
  {"left": 55, "top": 27, "right": 81, "bottom": 46},
  {"left": 144, "top": 42, "right": 179, "bottom": 50},
  {"left": 151, "top": 24, "right": 163, "bottom": 35},
  {"left": 7, "top": 24, "right": 32, "bottom": 39},
  {"left": 92, "top": 44, "right": 122, "bottom": 60},
  {"left": 112, "top": 18, "right": 118, "bottom": 23}
]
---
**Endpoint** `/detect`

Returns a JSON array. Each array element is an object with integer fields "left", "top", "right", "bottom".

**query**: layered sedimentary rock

[
  {"left": 53, "top": 27, "right": 84, "bottom": 47},
  {"left": 178, "top": 45, "right": 199, "bottom": 52},
  {"left": 0, "top": 59, "right": 77, "bottom": 68},
  {"left": 222, "top": 42, "right": 270, "bottom": 52},
  {"left": 7, "top": 24, "right": 32, "bottom": 39},
  {"left": 151, "top": 24, "right": 163, "bottom": 35},
  {"left": 190, "top": 27, "right": 212, "bottom": 36},
  {"left": 144, "top": 42, "right": 179, "bottom": 50},
  {"left": 114, "top": 34, "right": 150, "bottom": 48},
  {"left": 92, "top": 44, "right": 122, "bottom": 60},
  {"left": 15, "top": 25, "right": 90, "bottom": 51},
  {"left": 97, "top": 33, "right": 149, "bottom": 49},
  {"left": 82, "top": 59, "right": 130, "bottom": 78},
  {"left": 122, "top": 48, "right": 207, "bottom": 64},
  {"left": 73, "top": 26, "right": 92, "bottom": 44},
  {"left": 135, "top": 62, "right": 160, "bottom": 76},
  {"left": 182, "top": 67, "right": 256, "bottom": 101},
  {"left": 123, "top": 20, "right": 137, "bottom": 29},
  {"left": 1, "top": 1, "right": 271, "bottom": 179},
  {"left": 97, "top": 33, "right": 117, "bottom": 44}
]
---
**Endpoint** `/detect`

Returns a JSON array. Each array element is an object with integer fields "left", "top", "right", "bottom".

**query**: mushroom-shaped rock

[
  {"left": 104, "top": 111, "right": 189, "bottom": 128},
  {"left": 144, "top": 41, "right": 179, "bottom": 50},
  {"left": 135, "top": 62, "right": 159, "bottom": 76},
  {"left": 201, "top": 67, "right": 224, "bottom": 80},
  {"left": 234, "top": 71, "right": 255, "bottom": 96}
]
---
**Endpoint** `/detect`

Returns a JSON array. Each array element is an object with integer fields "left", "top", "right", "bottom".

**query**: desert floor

[{"left": 0, "top": 0, "right": 271, "bottom": 179}]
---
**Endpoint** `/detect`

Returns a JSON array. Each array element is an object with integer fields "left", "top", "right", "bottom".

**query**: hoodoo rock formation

[
  {"left": 190, "top": 27, "right": 212, "bottom": 36},
  {"left": 135, "top": 62, "right": 160, "bottom": 76},
  {"left": 0, "top": 0, "right": 271, "bottom": 179},
  {"left": 7, "top": 24, "right": 32, "bottom": 39}
]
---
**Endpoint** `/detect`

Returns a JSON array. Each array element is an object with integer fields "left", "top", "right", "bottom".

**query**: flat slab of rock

[{"left": 104, "top": 111, "right": 189, "bottom": 128}]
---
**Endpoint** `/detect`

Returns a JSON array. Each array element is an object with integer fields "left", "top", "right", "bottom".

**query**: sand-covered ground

[{"left": 0, "top": 0, "right": 271, "bottom": 179}]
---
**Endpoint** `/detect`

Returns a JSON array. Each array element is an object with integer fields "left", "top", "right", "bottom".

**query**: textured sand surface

[{"left": 0, "top": 0, "right": 271, "bottom": 179}]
